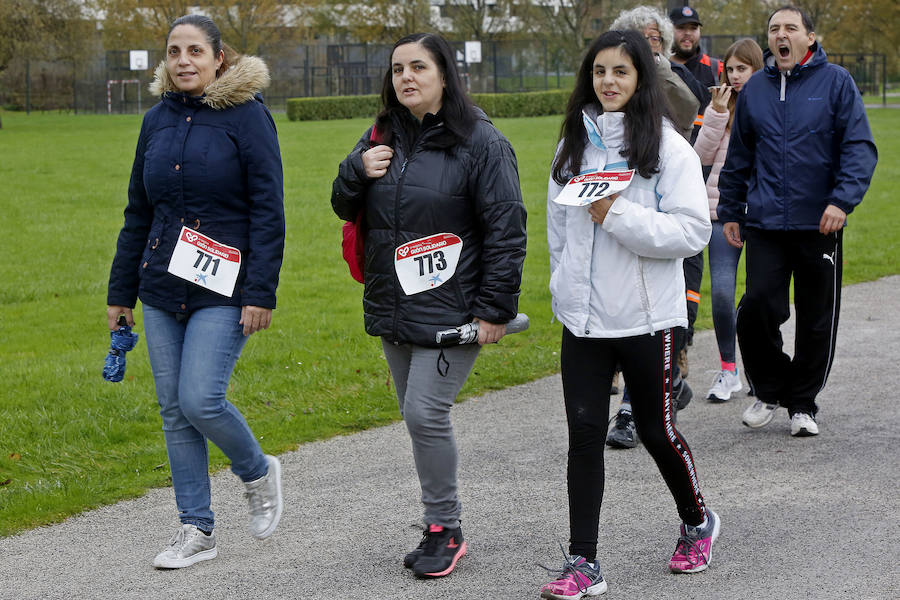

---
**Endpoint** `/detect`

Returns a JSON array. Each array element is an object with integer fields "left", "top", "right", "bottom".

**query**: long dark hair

[
  {"left": 552, "top": 30, "right": 667, "bottom": 184},
  {"left": 374, "top": 33, "right": 476, "bottom": 149}
]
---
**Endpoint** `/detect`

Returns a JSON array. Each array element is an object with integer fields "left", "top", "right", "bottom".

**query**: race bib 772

[{"left": 552, "top": 170, "right": 635, "bottom": 207}]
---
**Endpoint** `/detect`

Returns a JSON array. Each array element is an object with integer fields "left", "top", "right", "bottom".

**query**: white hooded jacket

[{"left": 547, "top": 108, "right": 711, "bottom": 338}]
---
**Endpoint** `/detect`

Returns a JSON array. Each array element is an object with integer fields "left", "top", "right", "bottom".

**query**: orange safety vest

[
  {"left": 700, "top": 54, "right": 724, "bottom": 77},
  {"left": 693, "top": 54, "right": 724, "bottom": 126}
]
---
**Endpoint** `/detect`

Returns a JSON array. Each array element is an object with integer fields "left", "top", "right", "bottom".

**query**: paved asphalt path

[{"left": 2, "top": 277, "right": 898, "bottom": 600}]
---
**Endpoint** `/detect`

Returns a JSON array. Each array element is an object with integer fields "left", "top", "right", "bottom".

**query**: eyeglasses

[{"left": 645, "top": 35, "right": 662, "bottom": 43}]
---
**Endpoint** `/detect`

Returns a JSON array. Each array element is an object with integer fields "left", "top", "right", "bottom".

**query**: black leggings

[{"left": 560, "top": 326, "right": 707, "bottom": 561}]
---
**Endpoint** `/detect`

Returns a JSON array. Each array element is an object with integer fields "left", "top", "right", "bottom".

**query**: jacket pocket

[{"left": 138, "top": 223, "right": 166, "bottom": 277}]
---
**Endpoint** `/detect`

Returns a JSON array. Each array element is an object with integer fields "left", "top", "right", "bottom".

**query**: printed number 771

[
  {"left": 577, "top": 181, "right": 610, "bottom": 198},
  {"left": 193, "top": 250, "right": 221, "bottom": 275}
]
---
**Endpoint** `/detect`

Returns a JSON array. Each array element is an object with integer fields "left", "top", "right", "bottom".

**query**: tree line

[{"left": 1, "top": 0, "right": 896, "bottom": 103}]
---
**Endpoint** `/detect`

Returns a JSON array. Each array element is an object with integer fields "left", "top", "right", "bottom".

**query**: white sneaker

[
  {"left": 742, "top": 400, "right": 779, "bottom": 428},
  {"left": 244, "top": 454, "right": 283, "bottom": 540},
  {"left": 152, "top": 524, "right": 217, "bottom": 569},
  {"left": 707, "top": 369, "right": 743, "bottom": 402},
  {"left": 790, "top": 412, "right": 819, "bottom": 437}
]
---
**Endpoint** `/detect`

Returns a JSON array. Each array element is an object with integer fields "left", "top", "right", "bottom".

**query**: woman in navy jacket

[
  {"left": 106, "top": 15, "right": 285, "bottom": 569},
  {"left": 331, "top": 33, "right": 526, "bottom": 579}
]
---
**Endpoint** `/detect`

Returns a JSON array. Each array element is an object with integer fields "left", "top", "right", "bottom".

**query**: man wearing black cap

[{"left": 669, "top": 5, "right": 722, "bottom": 91}]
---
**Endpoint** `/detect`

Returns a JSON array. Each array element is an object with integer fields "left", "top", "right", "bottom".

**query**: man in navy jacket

[{"left": 717, "top": 6, "right": 877, "bottom": 437}]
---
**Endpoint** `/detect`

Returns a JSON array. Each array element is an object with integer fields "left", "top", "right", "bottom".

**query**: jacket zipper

[
  {"left": 781, "top": 71, "right": 789, "bottom": 229},
  {"left": 390, "top": 120, "right": 442, "bottom": 343},
  {"left": 637, "top": 257, "right": 655, "bottom": 333},
  {"left": 391, "top": 155, "right": 408, "bottom": 344}
]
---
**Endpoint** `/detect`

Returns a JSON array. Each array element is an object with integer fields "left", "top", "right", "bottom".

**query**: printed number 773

[{"left": 577, "top": 181, "right": 610, "bottom": 198}]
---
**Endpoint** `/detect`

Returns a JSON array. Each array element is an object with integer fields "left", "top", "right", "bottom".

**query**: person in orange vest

[
  {"left": 670, "top": 5, "right": 722, "bottom": 91},
  {"left": 667, "top": 4, "right": 720, "bottom": 388}
]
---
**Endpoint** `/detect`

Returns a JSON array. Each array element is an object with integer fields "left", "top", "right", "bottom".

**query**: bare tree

[
  {"left": 441, "top": 0, "right": 517, "bottom": 41},
  {"left": 313, "top": 0, "right": 435, "bottom": 44}
]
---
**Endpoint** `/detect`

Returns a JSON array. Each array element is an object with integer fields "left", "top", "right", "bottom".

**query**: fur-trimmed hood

[{"left": 148, "top": 55, "right": 270, "bottom": 110}]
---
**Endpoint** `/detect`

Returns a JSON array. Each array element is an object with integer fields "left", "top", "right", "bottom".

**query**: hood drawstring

[
  {"left": 780, "top": 72, "right": 787, "bottom": 102},
  {"left": 436, "top": 348, "right": 450, "bottom": 377}
]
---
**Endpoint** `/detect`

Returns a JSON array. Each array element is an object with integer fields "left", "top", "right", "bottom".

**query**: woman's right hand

[
  {"left": 362, "top": 144, "right": 394, "bottom": 178},
  {"left": 107, "top": 305, "right": 134, "bottom": 331},
  {"left": 723, "top": 222, "right": 744, "bottom": 249},
  {"left": 710, "top": 84, "right": 732, "bottom": 114}
]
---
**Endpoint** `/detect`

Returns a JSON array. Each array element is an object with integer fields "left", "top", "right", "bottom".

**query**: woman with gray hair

[{"left": 611, "top": 5, "right": 697, "bottom": 139}]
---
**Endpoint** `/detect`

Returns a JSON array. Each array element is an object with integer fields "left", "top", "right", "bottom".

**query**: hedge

[
  {"left": 285, "top": 89, "right": 570, "bottom": 122},
  {"left": 286, "top": 95, "right": 381, "bottom": 121}
]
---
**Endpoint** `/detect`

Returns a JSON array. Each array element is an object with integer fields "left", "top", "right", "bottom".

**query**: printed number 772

[{"left": 577, "top": 181, "right": 610, "bottom": 198}]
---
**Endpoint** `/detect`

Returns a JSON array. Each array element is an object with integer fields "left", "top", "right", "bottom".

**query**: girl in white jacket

[{"left": 540, "top": 31, "right": 716, "bottom": 600}]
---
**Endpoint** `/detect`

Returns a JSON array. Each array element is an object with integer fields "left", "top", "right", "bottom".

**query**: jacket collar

[
  {"left": 149, "top": 55, "right": 270, "bottom": 110},
  {"left": 763, "top": 41, "right": 826, "bottom": 79},
  {"left": 582, "top": 105, "right": 626, "bottom": 151}
]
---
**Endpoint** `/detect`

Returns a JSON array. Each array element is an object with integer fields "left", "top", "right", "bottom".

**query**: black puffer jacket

[{"left": 332, "top": 109, "right": 526, "bottom": 347}]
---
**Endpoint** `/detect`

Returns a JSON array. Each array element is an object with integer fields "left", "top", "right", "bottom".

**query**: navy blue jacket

[
  {"left": 717, "top": 43, "right": 877, "bottom": 230},
  {"left": 108, "top": 56, "right": 285, "bottom": 312},
  {"left": 331, "top": 108, "right": 527, "bottom": 347}
]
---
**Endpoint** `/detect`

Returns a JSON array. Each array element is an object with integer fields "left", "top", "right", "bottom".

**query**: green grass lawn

[{"left": 0, "top": 108, "right": 896, "bottom": 537}]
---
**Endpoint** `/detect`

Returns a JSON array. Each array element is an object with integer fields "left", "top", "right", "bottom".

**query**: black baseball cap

[{"left": 669, "top": 5, "right": 702, "bottom": 26}]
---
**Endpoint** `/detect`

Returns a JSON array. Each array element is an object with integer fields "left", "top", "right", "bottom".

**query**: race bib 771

[{"left": 167, "top": 226, "right": 241, "bottom": 297}]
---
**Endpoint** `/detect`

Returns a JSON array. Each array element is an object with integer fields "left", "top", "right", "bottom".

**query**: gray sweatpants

[{"left": 381, "top": 339, "right": 480, "bottom": 528}]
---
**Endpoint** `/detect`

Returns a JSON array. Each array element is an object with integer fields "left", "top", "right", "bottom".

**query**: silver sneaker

[
  {"left": 707, "top": 369, "right": 743, "bottom": 402},
  {"left": 742, "top": 399, "right": 779, "bottom": 428},
  {"left": 790, "top": 412, "right": 819, "bottom": 437},
  {"left": 152, "top": 524, "right": 217, "bottom": 569},
  {"left": 244, "top": 454, "right": 283, "bottom": 539}
]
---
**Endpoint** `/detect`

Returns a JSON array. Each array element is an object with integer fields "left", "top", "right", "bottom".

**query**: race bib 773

[{"left": 394, "top": 233, "right": 463, "bottom": 296}]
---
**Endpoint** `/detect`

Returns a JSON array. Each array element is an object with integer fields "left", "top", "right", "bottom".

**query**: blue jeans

[
  {"left": 143, "top": 304, "right": 268, "bottom": 531},
  {"left": 708, "top": 220, "right": 743, "bottom": 364}
]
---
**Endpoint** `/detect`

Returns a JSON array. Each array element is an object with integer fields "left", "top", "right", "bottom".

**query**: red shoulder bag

[{"left": 341, "top": 125, "right": 381, "bottom": 283}]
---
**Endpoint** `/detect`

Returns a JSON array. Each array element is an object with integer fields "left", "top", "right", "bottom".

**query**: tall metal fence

[{"left": 0, "top": 38, "right": 888, "bottom": 114}]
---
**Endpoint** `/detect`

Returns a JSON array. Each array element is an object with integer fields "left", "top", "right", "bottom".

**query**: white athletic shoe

[
  {"left": 153, "top": 524, "right": 217, "bottom": 569},
  {"left": 707, "top": 369, "right": 743, "bottom": 402},
  {"left": 790, "top": 412, "right": 819, "bottom": 437},
  {"left": 741, "top": 400, "right": 779, "bottom": 428}
]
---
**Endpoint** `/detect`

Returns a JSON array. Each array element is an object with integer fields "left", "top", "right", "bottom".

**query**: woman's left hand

[
  {"left": 475, "top": 318, "right": 506, "bottom": 345},
  {"left": 240, "top": 305, "right": 272, "bottom": 336},
  {"left": 588, "top": 194, "right": 618, "bottom": 224}
]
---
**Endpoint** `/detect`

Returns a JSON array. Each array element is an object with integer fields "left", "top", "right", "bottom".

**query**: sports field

[{"left": 0, "top": 108, "right": 896, "bottom": 536}]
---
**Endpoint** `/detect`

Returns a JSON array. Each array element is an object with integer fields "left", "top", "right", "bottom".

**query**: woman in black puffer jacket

[{"left": 331, "top": 32, "right": 526, "bottom": 579}]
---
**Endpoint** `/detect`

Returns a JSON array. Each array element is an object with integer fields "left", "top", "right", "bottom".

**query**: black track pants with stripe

[
  {"left": 560, "top": 326, "right": 707, "bottom": 561},
  {"left": 736, "top": 228, "right": 843, "bottom": 416}
]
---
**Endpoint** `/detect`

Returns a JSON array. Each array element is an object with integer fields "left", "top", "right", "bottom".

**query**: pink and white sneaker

[
  {"left": 540, "top": 549, "right": 607, "bottom": 599},
  {"left": 669, "top": 509, "right": 721, "bottom": 573}
]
